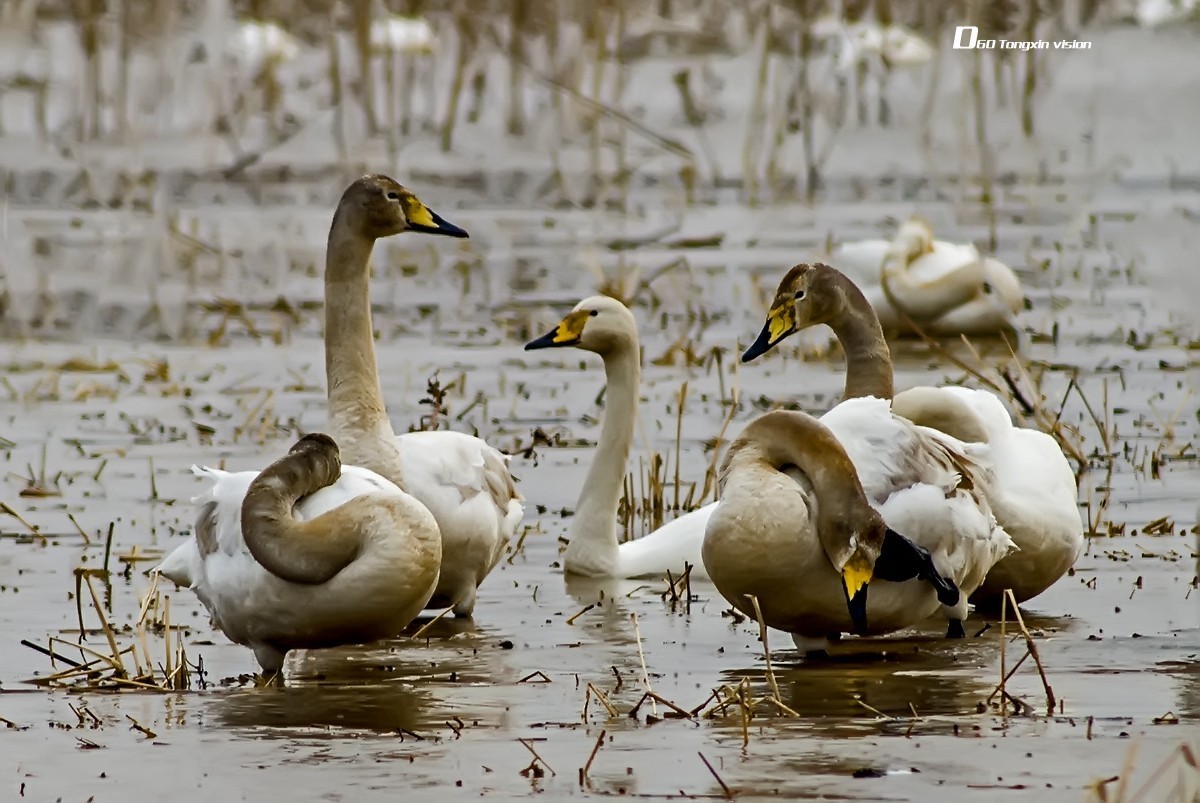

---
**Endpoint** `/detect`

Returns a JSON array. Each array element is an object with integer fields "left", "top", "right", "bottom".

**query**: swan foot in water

[
  {"left": 945, "top": 619, "right": 966, "bottom": 639},
  {"left": 844, "top": 529, "right": 962, "bottom": 633}
]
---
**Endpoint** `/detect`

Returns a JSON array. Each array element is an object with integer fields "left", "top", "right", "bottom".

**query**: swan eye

[
  {"left": 982, "top": 282, "right": 992, "bottom": 294},
  {"left": 794, "top": 290, "right": 806, "bottom": 300},
  {"left": 386, "top": 191, "right": 400, "bottom": 201},
  {"left": 589, "top": 310, "right": 598, "bottom": 317}
]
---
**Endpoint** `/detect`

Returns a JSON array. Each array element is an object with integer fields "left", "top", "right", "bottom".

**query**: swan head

[
  {"left": 337, "top": 175, "right": 469, "bottom": 240},
  {"left": 523, "top": 295, "right": 637, "bottom": 356},
  {"left": 742, "top": 263, "right": 843, "bottom": 362},
  {"left": 885, "top": 216, "right": 935, "bottom": 264}
]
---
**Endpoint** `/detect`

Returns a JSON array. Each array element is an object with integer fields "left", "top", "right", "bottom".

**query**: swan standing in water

[
  {"left": 703, "top": 408, "right": 1005, "bottom": 652},
  {"left": 827, "top": 218, "right": 1024, "bottom": 338},
  {"left": 524, "top": 296, "right": 711, "bottom": 579},
  {"left": 321, "top": 175, "right": 523, "bottom": 616},
  {"left": 157, "top": 433, "right": 441, "bottom": 675},
  {"left": 742, "top": 262, "right": 1082, "bottom": 607}
]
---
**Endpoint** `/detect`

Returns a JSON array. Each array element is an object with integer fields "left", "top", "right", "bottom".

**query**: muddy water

[{"left": 2, "top": 24, "right": 1200, "bottom": 803}]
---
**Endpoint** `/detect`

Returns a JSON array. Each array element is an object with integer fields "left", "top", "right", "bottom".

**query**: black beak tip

[{"left": 430, "top": 211, "right": 469, "bottom": 238}]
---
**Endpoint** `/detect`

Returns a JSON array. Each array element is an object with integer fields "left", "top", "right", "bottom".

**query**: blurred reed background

[{"left": 0, "top": 0, "right": 1194, "bottom": 341}]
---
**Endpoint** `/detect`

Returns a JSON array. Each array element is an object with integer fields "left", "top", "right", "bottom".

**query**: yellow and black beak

[
  {"left": 524, "top": 309, "right": 592, "bottom": 351},
  {"left": 404, "top": 198, "right": 469, "bottom": 238},
  {"left": 840, "top": 553, "right": 873, "bottom": 634},
  {"left": 741, "top": 304, "right": 796, "bottom": 363}
]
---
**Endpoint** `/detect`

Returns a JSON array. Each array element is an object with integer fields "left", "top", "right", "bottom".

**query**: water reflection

[
  {"left": 211, "top": 622, "right": 515, "bottom": 734},
  {"left": 713, "top": 623, "right": 1001, "bottom": 730}
]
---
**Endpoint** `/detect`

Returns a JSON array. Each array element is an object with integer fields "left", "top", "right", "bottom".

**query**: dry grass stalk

[
  {"left": 412, "top": 605, "right": 456, "bottom": 640},
  {"left": 579, "top": 727, "right": 607, "bottom": 786},
  {"left": 518, "top": 738, "right": 557, "bottom": 778},
  {"left": 698, "top": 751, "right": 734, "bottom": 799},
  {"left": 630, "top": 612, "right": 657, "bottom": 718},
  {"left": 582, "top": 683, "right": 619, "bottom": 721}
]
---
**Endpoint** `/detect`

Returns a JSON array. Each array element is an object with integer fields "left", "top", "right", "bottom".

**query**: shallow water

[{"left": 3, "top": 14, "right": 1200, "bottom": 803}]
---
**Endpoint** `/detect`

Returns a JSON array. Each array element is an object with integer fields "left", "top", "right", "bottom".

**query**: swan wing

[{"left": 395, "top": 430, "right": 524, "bottom": 561}]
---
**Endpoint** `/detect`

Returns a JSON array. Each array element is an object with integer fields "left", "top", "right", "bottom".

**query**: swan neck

[
  {"left": 240, "top": 445, "right": 361, "bottom": 585},
  {"left": 565, "top": 340, "right": 640, "bottom": 575},
  {"left": 827, "top": 273, "right": 894, "bottom": 401},
  {"left": 324, "top": 212, "right": 403, "bottom": 480},
  {"left": 736, "top": 412, "right": 876, "bottom": 568}
]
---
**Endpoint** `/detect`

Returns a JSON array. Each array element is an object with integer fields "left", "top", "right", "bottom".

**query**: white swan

[
  {"left": 320, "top": 176, "right": 523, "bottom": 616},
  {"left": 523, "top": 297, "right": 713, "bottom": 580},
  {"left": 826, "top": 217, "right": 1024, "bottom": 337},
  {"left": 703, "top": 405, "right": 1011, "bottom": 653},
  {"left": 157, "top": 433, "right": 441, "bottom": 674},
  {"left": 742, "top": 261, "right": 1082, "bottom": 607}
]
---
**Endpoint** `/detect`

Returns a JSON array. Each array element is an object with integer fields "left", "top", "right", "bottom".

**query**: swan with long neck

[
  {"left": 320, "top": 175, "right": 524, "bottom": 616},
  {"left": 703, "top": 409, "right": 999, "bottom": 647},
  {"left": 524, "top": 296, "right": 711, "bottom": 579},
  {"left": 157, "top": 433, "right": 441, "bottom": 674},
  {"left": 741, "top": 262, "right": 1082, "bottom": 607}
]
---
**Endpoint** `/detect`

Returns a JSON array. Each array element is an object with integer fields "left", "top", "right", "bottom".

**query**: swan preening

[
  {"left": 157, "top": 433, "right": 441, "bottom": 674},
  {"left": 824, "top": 217, "right": 1025, "bottom": 338},
  {"left": 159, "top": 175, "right": 522, "bottom": 672},
  {"left": 703, "top": 407, "right": 995, "bottom": 647},
  {"left": 741, "top": 262, "right": 1083, "bottom": 609}
]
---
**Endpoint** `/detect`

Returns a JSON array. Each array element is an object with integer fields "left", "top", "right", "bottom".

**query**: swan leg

[
  {"left": 451, "top": 584, "right": 477, "bottom": 618},
  {"left": 791, "top": 633, "right": 832, "bottom": 656},
  {"left": 945, "top": 619, "right": 966, "bottom": 639},
  {"left": 874, "top": 528, "right": 961, "bottom": 609},
  {"left": 253, "top": 644, "right": 286, "bottom": 677}
]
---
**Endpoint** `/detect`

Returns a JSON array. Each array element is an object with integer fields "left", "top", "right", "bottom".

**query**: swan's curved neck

[
  {"left": 564, "top": 339, "right": 640, "bottom": 576},
  {"left": 323, "top": 210, "right": 403, "bottom": 480},
  {"left": 731, "top": 411, "right": 880, "bottom": 568},
  {"left": 241, "top": 442, "right": 360, "bottom": 585},
  {"left": 826, "top": 274, "right": 894, "bottom": 401}
]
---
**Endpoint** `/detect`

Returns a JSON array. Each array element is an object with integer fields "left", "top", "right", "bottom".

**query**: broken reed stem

[
  {"left": 699, "top": 386, "right": 740, "bottom": 504},
  {"left": 1003, "top": 589, "right": 1056, "bottom": 715},
  {"left": 66, "top": 512, "right": 92, "bottom": 544},
  {"left": 518, "top": 738, "right": 557, "bottom": 776},
  {"left": 744, "top": 594, "right": 789, "bottom": 712},
  {"left": 412, "top": 605, "right": 456, "bottom": 641},
  {"left": 630, "top": 612, "right": 657, "bottom": 718},
  {"left": 583, "top": 683, "right": 619, "bottom": 720},
  {"left": 673, "top": 381, "right": 687, "bottom": 512},
  {"left": 698, "top": 752, "right": 734, "bottom": 799},
  {"left": 1000, "top": 589, "right": 1008, "bottom": 719},
  {"left": 580, "top": 728, "right": 606, "bottom": 785},
  {"left": 84, "top": 573, "right": 125, "bottom": 676}
]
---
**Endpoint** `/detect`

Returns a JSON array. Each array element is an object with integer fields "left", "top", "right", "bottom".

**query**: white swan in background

[
  {"left": 227, "top": 20, "right": 300, "bottom": 73},
  {"left": 370, "top": 16, "right": 437, "bottom": 54},
  {"left": 157, "top": 434, "right": 441, "bottom": 674},
  {"left": 524, "top": 296, "right": 712, "bottom": 580},
  {"left": 320, "top": 175, "right": 524, "bottom": 616},
  {"left": 826, "top": 217, "right": 1024, "bottom": 337},
  {"left": 704, "top": 404, "right": 1012, "bottom": 654},
  {"left": 741, "top": 262, "right": 1082, "bottom": 608}
]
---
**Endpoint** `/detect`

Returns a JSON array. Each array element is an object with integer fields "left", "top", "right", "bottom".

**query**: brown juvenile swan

[{"left": 157, "top": 433, "right": 441, "bottom": 675}]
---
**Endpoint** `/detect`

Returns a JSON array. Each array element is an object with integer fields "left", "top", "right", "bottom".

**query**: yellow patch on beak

[
  {"left": 401, "top": 195, "right": 436, "bottom": 229},
  {"left": 552, "top": 309, "right": 591, "bottom": 344},
  {"left": 766, "top": 305, "right": 795, "bottom": 344},
  {"left": 841, "top": 553, "right": 873, "bottom": 600}
]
